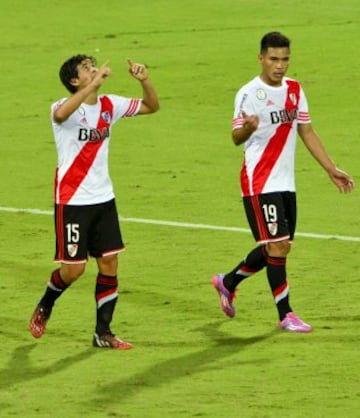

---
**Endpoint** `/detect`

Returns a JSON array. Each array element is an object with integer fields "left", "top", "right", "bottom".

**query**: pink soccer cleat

[
  {"left": 278, "top": 312, "right": 313, "bottom": 333},
  {"left": 212, "top": 274, "right": 236, "bottom": 318}
]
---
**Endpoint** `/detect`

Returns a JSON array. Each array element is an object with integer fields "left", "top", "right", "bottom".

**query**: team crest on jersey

[
  {"left": 101, "top": 111, "right": 112, "bottom": 124},
  {"left": 67, "top": 244, "right": 78, "bottom": 258},
  {"left": 268, "top": 222, "right": 278, "bottom": 236},
  {"left": 289, "top": 93, "right": 298, "bottom": 106},
  {"left": 256, "top": 89, "right": 267, "bottom": 100}
]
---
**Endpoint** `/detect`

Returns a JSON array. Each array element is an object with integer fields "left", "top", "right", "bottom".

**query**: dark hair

[
  {"left": 260, "top": 32, "right": 290, "bottom": 53},
  {"left": 59, "top": 54, "right": 96, "bottom": 93}
]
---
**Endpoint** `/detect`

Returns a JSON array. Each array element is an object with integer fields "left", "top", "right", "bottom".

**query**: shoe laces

[{"left": 286, "top": 312, "right": 303, "bottom": 325}]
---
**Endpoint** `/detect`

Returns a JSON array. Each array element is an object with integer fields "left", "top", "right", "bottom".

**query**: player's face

[
  {"left": 259, "top": 47, "right": 290, "bottom": 87},
  {"left": 75, "top": 59, "right": 98, "bottom": 88}
]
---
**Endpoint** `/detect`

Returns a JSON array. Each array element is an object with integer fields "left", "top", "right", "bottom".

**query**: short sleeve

[
  {"left": 297, "top": 87, "right": 311, "bottom": 124},
  {"left": 232, "top": 88, "right": 254, "bottom": 131},
  {"left": 51, "top": 98, "right": 67, "bottom": 123},
  {"left": 106, "top": 94, "right": 142, "bottom": 123}
]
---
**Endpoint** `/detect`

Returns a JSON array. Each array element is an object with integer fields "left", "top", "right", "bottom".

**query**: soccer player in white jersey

[
  {"left": 29, "top": 54, "right": 159, "bottom": 349},
  {"left": 212, "top": 32, "right": 354, "bottom": 332}
]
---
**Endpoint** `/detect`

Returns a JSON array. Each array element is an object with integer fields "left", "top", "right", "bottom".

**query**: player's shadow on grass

[
  {"left": 0, "top": 341, "right": 95, "bottom": 391},
  {"left": 87, "top": 320, "right": 276, "bottom": 407}
]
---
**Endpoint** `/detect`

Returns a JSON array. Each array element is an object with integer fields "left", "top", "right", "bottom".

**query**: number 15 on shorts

[{"left": 66, "top": 223, "right": 80, "bottom": 243}]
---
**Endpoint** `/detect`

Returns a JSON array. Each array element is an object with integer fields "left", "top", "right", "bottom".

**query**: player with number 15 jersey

[
  {"left": 29, "top": 55, "right": 160, "bottom": 350},
  {"left": 52, "top": 94, "right": 141, "bottom": 206}
]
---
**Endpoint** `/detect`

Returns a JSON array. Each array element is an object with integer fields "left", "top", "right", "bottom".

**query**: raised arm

[
  {"left": 127, "top": 59, "right": 160, "bottom": 114},
  {"left": 53, "top": 61, "right": 112, "bottom": 123},
  {"left": 298, "top": 123, "right": 354, "bottom": 193}
]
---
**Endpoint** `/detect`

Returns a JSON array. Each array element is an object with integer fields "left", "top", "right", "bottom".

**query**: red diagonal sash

[
  {"left": 251, "top": 80, "right": 300, "bottom": 195},
  {"left": 56, "top": 96, "right": 113, "bottom": 204}
]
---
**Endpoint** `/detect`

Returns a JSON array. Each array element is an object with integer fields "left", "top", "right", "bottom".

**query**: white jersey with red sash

[
  {"left": 51, "top": 94, "right": 141, "bottom": 205},
  {"left": 232, "top": 76, "right": 311, "bottom": 196}
]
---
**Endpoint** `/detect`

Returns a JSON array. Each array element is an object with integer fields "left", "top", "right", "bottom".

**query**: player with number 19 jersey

[
  {"left": 232, "top": 76, "right": 311, "bottom": 196},
  {"left": 52, "top": 94, "right": 141, "bottom": 205}
]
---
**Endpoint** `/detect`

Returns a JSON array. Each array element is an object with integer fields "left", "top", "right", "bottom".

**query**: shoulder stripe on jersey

[
  {"left": 124, "top": 98, "right": 141, "bottom": 117},
  {"left": 298, "top": 111, "right": 310, "bottom": 123},
  {"left": 56, "top": 96, "right": 114, "bottom": 204},
  {"left": 232, "top": 116, "right": 243, "bottom": 130}
]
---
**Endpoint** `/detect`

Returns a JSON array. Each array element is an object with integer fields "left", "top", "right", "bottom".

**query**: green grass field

[{"left": 1, "top": 0, "right": 359, "bottom": 417}]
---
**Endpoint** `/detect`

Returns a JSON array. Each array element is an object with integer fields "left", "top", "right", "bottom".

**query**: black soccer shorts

[
  {"left": 243, "top": 191, "right": 297, "bottom": 244},
  {"left": 54, "top": 198, "right": 124, "bottom": 263}
]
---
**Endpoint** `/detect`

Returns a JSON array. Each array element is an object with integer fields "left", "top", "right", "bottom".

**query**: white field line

[{"left": 1, "top": 205, "right": 359, "bottom": 243}]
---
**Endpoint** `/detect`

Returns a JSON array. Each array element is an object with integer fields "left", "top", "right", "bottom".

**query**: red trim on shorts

[
  {"left": 55, "top": 204, "right": 65, "bottom": 261},
  {"left": 54, "top": 258, "right": 87, "bottom": 264},
  {"left": 250, "top": 196, "right": 268, "bottom": 242},
  {"left": 102, "top": 247, "right": 125, "bottom": 257},
  {"left": 256, "top": 234, "right": 290, "bottom": 244}
]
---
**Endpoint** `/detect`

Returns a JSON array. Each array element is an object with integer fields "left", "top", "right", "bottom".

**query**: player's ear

[{"left": 69, "top": 78, "right": 80, "bottom": 88}]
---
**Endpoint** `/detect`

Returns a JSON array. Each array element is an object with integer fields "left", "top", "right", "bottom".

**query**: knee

[
  {"left": 60, "top": 263, "right": 86, "bottom": 284},
  {"left": 266, "top": 241, "right": 291, "bottom": 257},
  {"left": 97, "top": 254, "right": 118, "bottom": 276}
]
